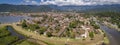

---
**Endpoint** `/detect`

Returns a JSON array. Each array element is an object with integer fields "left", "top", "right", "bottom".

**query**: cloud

[
  {"left": 23, "top": 0, "right": 31, "bottom": 3},
  {"left": 22, "top": 0, "right": 120, "bottom": 6},
  {"left": 40, "top": 0, "right": 120, "bottom": 6},
  {"left": 22, "top": 0, "right": 39, "bottom": 5},
  {"left": 31, "top": 1, "right": 39, "bottom": 4}
]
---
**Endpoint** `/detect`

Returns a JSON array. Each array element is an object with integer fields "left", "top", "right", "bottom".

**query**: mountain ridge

[{"left": 0, "top": 4, "right": 120, "bottom": 13}]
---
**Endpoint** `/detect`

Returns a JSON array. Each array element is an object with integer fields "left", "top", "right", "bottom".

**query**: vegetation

[
  {"left": 69, "top": 20, "right": 83, "bottom": 28},
  {"left": 0, "top": 36, "right": 18, "bottom": 45},
  {"left": 90, "top": 20, "right": 100, "bottom": 29},
  {"left": 0, "top": 25, "right": 38, "bottom": 45},
  {"left": 118, "top": 23, "right": 120, "bottom": 28},
  {"left": 0, "top": 26, "right": 10, "bottom": 37},
  {"left": 0, "top": 4, "right": 53, "bottom": 12},
  {"left": 39, "top": 26, "right": 47, "bottom": 34},
  {"left": 0, "top": 26, "right": 19, "bottom": 45},
  {"left": 69, "top": 21, "right": 78, "bottom": 28},
  {"left": 22, "top": 20, "right": 40, "bottom": 31},
  {"left": 28, "top": 24, "right": 39, "bottom": 31},
  {"left": 89, "top": 32, "right": 94, "bottom": 40},
  {"left": 103, "top": 37, "right": 109, "bottom": 45},
  {"left": 16, "top": 40, "right": 38, "bottom": 45},
  {"left": 21, "top": 20, "right": 27, "bottom": 28},
  {"left": 46, "top": 32, "right": 52, "bottom": 37},
  {"left": 89, "top": 11, "right": 120, "bottom": 28}
]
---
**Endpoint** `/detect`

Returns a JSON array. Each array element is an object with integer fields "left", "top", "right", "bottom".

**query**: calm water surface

[
  {"left": 0, "top": 16, "right": 30, "bottom": 23},
  {"left": 99, "top": 23, "right": 120, "bottom": 45}
]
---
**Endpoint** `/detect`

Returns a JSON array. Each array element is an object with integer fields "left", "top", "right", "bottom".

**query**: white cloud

[
  {"left": 23, "top": 0, "right": 31, "bottom": 3},
  {"left": 23, "top": 0, "right": 120, "bottom": 6},
  {"left": 23, "top": 0, "right": 39, "bottom": 5},
  {"left": 40, "top": 0, "right": 120, "bottom": 6},
  {"left": 31, "top": 1, "right": 38, "bottom": 4}
]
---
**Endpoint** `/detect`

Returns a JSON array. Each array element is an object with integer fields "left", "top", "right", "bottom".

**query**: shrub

[
  {"left": 46, "top": 32, "right": 52, "bottom": 37},
  {"left": 39, "top": 26, "right": 47, "bottom": 34},
  {"left": 89, "top": 32, "right": 94, "bottom": 40},
  {"left": 118, "top": 23, "right": 120, "bottom": 28},
  {"left": 21, "top": 21, "right": 27, "bottom": 28}
]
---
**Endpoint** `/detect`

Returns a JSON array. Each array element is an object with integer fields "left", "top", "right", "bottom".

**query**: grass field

[
  {"left": 16, "top": 40, "right": 38, "bottom": 45},
  {"left": 0, "top": 26, "right": 18, "bottom": 45}
]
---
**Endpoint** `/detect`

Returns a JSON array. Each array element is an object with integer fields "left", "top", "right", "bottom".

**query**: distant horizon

[
  {"left": 0, "top": 0, "right": 120, "bottom": 6},
  {"left": 1, "top": 3, "right": 120, "bottom": 6}
]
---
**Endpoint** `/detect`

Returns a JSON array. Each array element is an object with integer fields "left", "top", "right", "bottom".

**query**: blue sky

[
  {"left": 0, "top": 0, "right": 23, "bottom": 4},
  {"left": 0, "top": 0, "right": 41, "bottom": 5},
  {"left": 0, "top": 0, "right": 120, "bottom": 6}
]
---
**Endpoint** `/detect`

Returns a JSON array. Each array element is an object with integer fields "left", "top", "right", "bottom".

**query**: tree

[
  {"left": 94, "top": 25, "right": 100, "bottom": 29},
  {"left": 70, "top": 32, "right": 75, "bottom": 38},
  {"left": 118, "top": 23, "right": 120, "bottom": 28},
  {"left": 89, "top": 32, "right": 94, "bottom": 40},
  {"left": 69, "top": 21, "right": 79, "bottom": 28},
  {"left": 46, "top": 32, "right": 52, "bottom": 37},
  {"left": 21, "top": 20, "right": 27, "bottom": 28},
  {"left": 39, "top": 26, "right": 47, "bottom": 34},
  {"left": 28, "top": 24, "right": 40, "bottom": 31},
  {"left": 90, "top": 20, "right": 100, "bottom": 29}
]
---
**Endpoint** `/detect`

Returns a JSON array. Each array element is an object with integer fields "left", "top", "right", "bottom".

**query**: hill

[{"left": 0, "top": 4, "right": 120, "bottom": 13}]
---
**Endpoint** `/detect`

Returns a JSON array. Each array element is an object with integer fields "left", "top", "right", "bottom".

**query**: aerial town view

[{"left": 0, "top": 0, "right": 120, "bottom": 45}]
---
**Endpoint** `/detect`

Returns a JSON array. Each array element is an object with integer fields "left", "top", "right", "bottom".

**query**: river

[
  {"left": 99, "top": 23, "right": 120, "bottom": 45},
  {"left": 6, "top": 26, "right": 25, "bottom": 39}
]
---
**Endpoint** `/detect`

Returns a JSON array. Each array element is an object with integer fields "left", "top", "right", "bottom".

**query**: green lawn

[
  {"left": 104, "top": 37, "right": 109, "bottom": 44},
  {"left": 0, "top": 26, "right": 10, "bottom": 37},
  {"left": 16, "top": 40, "right": 38, "bottom": 45},
  {"left": 0, "top": 36, "right": 18, "bottom": 45},
  {"left": 0, "top": 26, "right": 18, "bottom": 45}
]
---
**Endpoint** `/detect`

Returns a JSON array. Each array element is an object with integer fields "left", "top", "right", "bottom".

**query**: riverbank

[
  {"left": 0, "top": 25, "right": 19, "bottom": 45},
  {"left": 99, "top": 23, "right": 120, "bottom": 45},
  {"left": 0, "top": 24, "right": 44, "bottom": 45},
  {"left": 103, "top": 22, "right": 120, "bottom": 31}
]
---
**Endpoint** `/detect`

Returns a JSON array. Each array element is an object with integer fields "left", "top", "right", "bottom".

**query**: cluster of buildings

[{"left": 24, "top": 12, "right": 100, "bottom": 39}]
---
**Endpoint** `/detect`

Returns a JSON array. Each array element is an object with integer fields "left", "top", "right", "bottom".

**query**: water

[
  {"left": 0, "top": 16, "right": 30, "bottom": 23},
  {"left": 0, "top": 16, "right": 28, "bottom": 44},
  {"left": 6, "top": 26, "right": 25, "bottom": 39},
  {"left": 99, "top": 23, "right": 120, "bottom": 45}
]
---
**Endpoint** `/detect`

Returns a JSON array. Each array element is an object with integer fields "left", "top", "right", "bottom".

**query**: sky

[{"left": 0, "top": 0, "right": 120, "bottom": 6}]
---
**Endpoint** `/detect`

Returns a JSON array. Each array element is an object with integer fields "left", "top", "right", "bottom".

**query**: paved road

[{"left": 99, "top": 24, "right": 120, "bottom": 45}]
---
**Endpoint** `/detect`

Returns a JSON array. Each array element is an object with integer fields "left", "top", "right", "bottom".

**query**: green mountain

[
  {"left": 0, "top": 4, "right": 120, "bottom": 13},
  {"left": 0, "top": 4, "right": 53, "bottom": 12}
]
